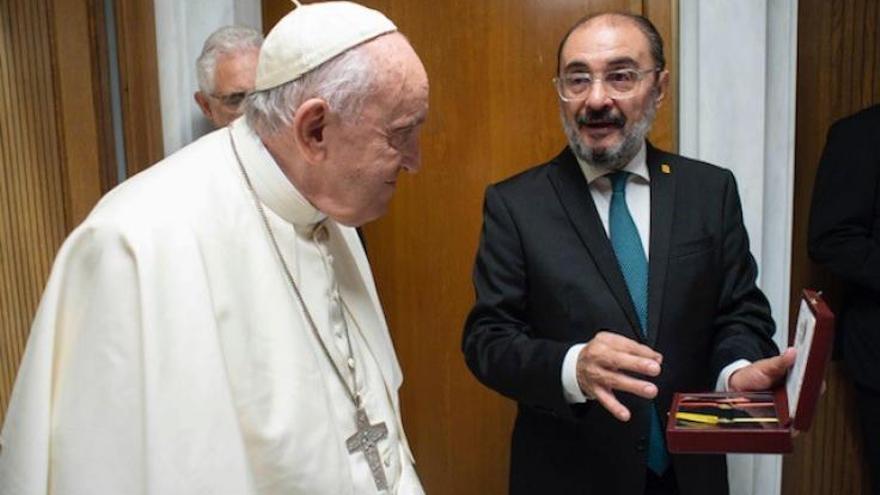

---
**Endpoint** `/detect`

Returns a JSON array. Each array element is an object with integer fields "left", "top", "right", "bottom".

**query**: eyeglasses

[
  {"left": 553, "top": 68, "right": 660, "bottom": 101},
  {"left": 210, "top": 91, "right": 248, "bottom": 109}
]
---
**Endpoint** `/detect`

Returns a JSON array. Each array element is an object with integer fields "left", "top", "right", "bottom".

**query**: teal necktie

[{"left": 608, "top": 171, "right": 670, "bottom": 475}]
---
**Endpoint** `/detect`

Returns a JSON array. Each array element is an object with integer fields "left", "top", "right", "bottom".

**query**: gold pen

[{"left": 675, "top": 412, "right": 779, "bottom": 425}]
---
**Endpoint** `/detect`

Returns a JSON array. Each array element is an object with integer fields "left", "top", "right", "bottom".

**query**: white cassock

[{"left": 0, "top": 118, "right": 424, "bottom": 495}]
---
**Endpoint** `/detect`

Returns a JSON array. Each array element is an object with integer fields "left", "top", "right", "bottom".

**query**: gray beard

[{"left": 561, "top": 100, "right": 657, "bottom": 171}]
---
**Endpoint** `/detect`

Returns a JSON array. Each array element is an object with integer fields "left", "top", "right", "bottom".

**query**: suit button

[{"left": 636, "top": 437, "right": 647, "bottom": 452}]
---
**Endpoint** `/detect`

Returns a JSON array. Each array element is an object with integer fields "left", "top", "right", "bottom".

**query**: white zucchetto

[{"left": 255, "top": 1, "right": 397, "bottom": 91}]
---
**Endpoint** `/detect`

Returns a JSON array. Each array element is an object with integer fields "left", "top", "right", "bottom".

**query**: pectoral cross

[{"left": 346, "top": 407, "right": 389, "bottom": 490}]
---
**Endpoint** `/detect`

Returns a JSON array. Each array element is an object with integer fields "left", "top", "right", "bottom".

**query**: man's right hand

[{"left": 576, "top": 331, "right": 663, "bottom": 422}]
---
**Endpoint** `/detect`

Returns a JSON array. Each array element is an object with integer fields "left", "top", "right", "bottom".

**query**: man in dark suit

[
  {"left": 462, "top": 12, "right": 794, "bottom": 495},
  {"left": 808, "top": 104, "right": 880, "bottom": 495}
]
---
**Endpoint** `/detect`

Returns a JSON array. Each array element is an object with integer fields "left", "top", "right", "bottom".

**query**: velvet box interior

[{"left": 666, "top": 289, "right": 834, "bottom": 454}]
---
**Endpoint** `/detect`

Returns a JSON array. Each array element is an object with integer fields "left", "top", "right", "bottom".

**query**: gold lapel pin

[{"left": 661, "top": 164, "right": 672, "bottom": 174}]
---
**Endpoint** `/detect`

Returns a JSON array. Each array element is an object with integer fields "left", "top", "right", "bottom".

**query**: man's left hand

[{"left": 729, "top": 347, "right": 797, "bottom": 392}]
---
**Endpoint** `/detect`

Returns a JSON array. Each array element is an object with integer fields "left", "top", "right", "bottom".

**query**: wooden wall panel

[
  {"left": 0, "top": 0, "right": 70, "bottom": 424},
  {"left": 784, "top": 0, "right": 880, "bottom": 493},
  {"left": 263, "top": 3, "right": 677, "bottom": 493},
  {"left": 114, "top": 0, "right": 164, "bottom": 176},
  {"left": 0, "top": 0, "right": 161, "bottom": 425},
  {"left": 53, "top": 0, "right": 106, "bottom": 227},
  {"left": 643, "top": 0, "right": 677, "bottom": 150}
]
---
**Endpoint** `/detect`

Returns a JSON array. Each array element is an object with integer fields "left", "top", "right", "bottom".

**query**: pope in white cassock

[{"left": 0, "top": 2, "right": 429, "bottom": 494}]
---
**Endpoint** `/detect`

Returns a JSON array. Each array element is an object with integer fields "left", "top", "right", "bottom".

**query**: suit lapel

[
  {"left": 646, "top": 144, "right": 676, "bottom": 347},
  {"left": 547, "top": 148, "right": 644, "bottom": 341}
]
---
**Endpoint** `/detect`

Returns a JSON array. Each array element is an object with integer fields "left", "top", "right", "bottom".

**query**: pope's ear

[{"left": 292, "top": 98, "right": 329, "bottom": 163}]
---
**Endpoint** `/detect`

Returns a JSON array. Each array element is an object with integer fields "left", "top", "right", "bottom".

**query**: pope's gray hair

[
  {"left": 196, "top": 25, "right": 264, "bottom": 94},
  {"left": 244, "top": 44, "right": 375, "bottom": 136}
]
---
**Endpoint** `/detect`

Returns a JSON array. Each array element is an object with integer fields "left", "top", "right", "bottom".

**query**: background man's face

[
  {"left": 312, "top": 34, "right": 429, "bottom": 227},
  {"left": 558, "top": 18, "right": 666, "bottom": 168},
  {"left": 197, "top": 48, "right": 259, "bottom": 128}
]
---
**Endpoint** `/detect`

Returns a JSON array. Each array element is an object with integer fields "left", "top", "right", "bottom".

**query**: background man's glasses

[
  {"left": 553, "top": 67, "right": 660, "bottom": 101},
  {"left": 210, "top": 91, "right": 248, "bottom": 109}
]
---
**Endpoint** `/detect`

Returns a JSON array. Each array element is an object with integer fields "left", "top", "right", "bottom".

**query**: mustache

[{"left": 575, "top": 109, "right": 626, "bottom": 127}]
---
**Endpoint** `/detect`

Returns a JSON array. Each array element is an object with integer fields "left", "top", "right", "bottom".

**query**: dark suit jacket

[
  {"left": 808, "top": 104, "right": 880, "bottom": 392},
  {"left": 463, "top": 144, "right": 778, "bottom": 495}
]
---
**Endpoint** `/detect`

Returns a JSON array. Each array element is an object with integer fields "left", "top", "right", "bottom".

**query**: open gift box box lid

[{"left": 665, "top": 289, "right": 834, "bottom": 454}]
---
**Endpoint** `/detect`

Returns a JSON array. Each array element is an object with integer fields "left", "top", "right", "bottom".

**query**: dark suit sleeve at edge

[
  {"left": 808, "top": 118, "right": 880, "bottom": 292},
  {"left": 462, "top": 185, "right": 578, "bottom": 419},
  {"left": 710, "top": 171, "right": 779, "bottom": 377}
]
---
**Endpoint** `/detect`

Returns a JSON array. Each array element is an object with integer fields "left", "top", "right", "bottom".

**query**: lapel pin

[{"left": 661, "top": 164, "right": 671, "bottom": 174}]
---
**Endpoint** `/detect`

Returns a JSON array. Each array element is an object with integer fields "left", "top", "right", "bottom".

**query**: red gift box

[{"left": 666, "top": 289, "right": 834, "bottom": 454}]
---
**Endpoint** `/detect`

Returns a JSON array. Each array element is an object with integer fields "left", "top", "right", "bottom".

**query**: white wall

[
  {"left": 679, "top": 1, "right": 798, "bottom": 494},
  {"left": 153, "top": 0, "right": 262, "bottom": 156}
]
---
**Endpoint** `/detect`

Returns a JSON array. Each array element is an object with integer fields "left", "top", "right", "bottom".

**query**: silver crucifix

[{"left": 346, "top": 407, "right": 389, "bottom": 490}]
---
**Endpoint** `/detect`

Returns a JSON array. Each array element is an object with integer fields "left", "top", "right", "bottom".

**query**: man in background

[
  {"left": 809, "top": 104, "right": 880, "bottom": 495},
  {"left": 193, "top": 25, "right": 263, "bottom": 128},
  {"left": 463, "top": 12, "right": 793, "bottom": 495}
]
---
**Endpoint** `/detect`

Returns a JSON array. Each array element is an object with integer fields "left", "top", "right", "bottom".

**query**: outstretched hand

[
  {"left": 576, "top": 331, "right": 663, "bottom": 422},
  {"left": 729, "top": 347, "right": 797, "bottom": 392}
]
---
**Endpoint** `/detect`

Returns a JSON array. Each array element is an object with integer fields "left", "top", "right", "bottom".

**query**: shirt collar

[
  {"left": 229, "top": 117, "right": 327, "bottom": 227},
  {"left": 574, "top": 141, "right": 650, "bottom": 185}
]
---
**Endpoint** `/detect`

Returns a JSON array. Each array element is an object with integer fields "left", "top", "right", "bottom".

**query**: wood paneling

[
  {"left": 263, "top": 3, "right": 677, "bottom": 493},
  {"left": 90, "top": 0, "right": 123, "bottom": 195},
  {"left": 0, "top": 0, "right": 70, "bottom": 424},
  {"left": 0, "top": 0, "right": 162, "bottom": 425},
  {"left": 784, "top": 0, "right": 880, "bottom": 493},
  {"left": 263, "top": 0, "right": 293, "bottom": 33},
  {"left": 52, "top": 0, "right": 106, "bottom": 227},
  {"left": 114, "top": 0, "right": 164, "bottom": 176},
  {"left": 643, "top": 0, "right": 677, "bottom": 149}
]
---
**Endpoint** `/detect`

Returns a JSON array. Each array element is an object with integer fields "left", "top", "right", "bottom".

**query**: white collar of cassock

[
  {"left": 575, "top": 140, "right": 650, "bottom": 185},
  {"left": 228, "top": 117, "right": 327, "bottom": 227},
  {"left": 226, "top": 116, "right": 413, "bottom": 470}
]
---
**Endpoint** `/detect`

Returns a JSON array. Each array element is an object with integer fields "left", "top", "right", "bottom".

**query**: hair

[
  {"left": 196, "top": 25, "right": 264, "bottom": 94},
  {"left": 555, "top": 12, "right": 666, "bottom": 75},
  {"left": 244, "top": 43, "right": 376, "bottom": 136}
]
